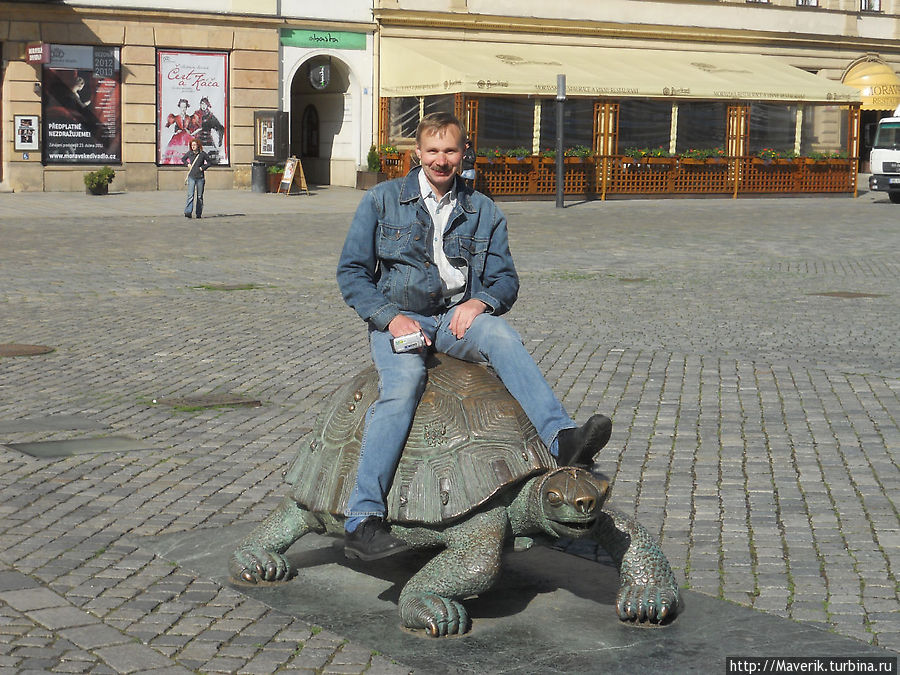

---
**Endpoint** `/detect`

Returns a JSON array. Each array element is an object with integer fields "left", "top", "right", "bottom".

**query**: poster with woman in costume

[{"left": 157, "top": 50, "right": 229, "bottom": 165}]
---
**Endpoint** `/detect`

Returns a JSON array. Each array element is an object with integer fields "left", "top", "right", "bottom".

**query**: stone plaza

[{"left": 0, "top": 184, "right": 897, "bottom": 673}]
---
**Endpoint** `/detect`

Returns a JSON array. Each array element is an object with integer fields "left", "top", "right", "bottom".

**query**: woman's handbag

[{"left": 184, "top": 153, "right": 201, "bottom": 185}]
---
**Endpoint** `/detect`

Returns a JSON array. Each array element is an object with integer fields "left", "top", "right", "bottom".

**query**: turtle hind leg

[
  {"left": 229, "top": 496, "right": 323, "bottom": 584},
  {"left": 397, "top": 506, "right": 507, "bottom": 637}
]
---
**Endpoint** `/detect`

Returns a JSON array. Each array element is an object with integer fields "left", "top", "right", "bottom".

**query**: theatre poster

[
  {"left": 42, "top": 45, "right": 121, "bottom": 164},
  {"left": 157, "top": 50, "right": 229, "bottom": 166}
]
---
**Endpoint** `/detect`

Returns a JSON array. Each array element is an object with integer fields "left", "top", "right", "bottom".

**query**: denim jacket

[{"left": 337, "top": 167, "right": 519, "bottom": 331}]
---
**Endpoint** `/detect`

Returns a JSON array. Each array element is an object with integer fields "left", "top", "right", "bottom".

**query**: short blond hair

[{"left": 415, "top": 112, "right": 466, "bottom": 146}]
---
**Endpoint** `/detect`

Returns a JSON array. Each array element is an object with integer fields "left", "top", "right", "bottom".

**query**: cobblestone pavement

[{"left": 0, "top": 184, "right": 897, "bottom": 673}]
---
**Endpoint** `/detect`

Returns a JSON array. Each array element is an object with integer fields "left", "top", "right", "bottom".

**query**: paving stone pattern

[{"left": 0, "top": 186, "right": 897, "bottom": 673}]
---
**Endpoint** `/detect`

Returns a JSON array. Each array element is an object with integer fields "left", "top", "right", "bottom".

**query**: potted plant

[
  {"left": 83, "top": 166, "right": 115, "bottom": 195},
  {"left": 356, "top": 145, "right": 388, "bottom": 190},
  {"left": 504, "top": 146, "right": 531, "bottom": 163},
  {"left": 476, "top": 146, "right": 503, "bottom": 163},
  {"left": 540, "top": 148, "right": 557, "bottom": 163},
  {"left": 642, "top": 146, "right": 674, "bottom": 165},
  {"left": 679, "top": 148, "right": 709, "bottom": 165},
  {"left": 267, "top": 164, "right": 285, "bottom": 192},
  {"left": 563, "top": 145, "right": 592, "bottom": 163}
]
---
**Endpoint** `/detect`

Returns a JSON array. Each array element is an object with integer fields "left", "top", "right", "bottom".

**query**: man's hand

[
  {"left": 448, "top": 299, "right": 487, "bottom": 339},
  {"left": 387, "top": 314, "right": 432, "bottom": 346}
]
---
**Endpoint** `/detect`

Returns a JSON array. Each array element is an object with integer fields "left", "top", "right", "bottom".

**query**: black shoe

[
  {"left": 196, "top": 214, "right": 202, "bottom": 219},
  {"left": 556, "top": 414, "right": 612, "bottom": 467},
  {"left": 344, "top": 517, "right": 410, "bottom": 561},
  {"left": 184, "top": 213, "right": 191, "bottom": 218}
]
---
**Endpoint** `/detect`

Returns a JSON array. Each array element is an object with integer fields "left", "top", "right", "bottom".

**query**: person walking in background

[
  {"left": 182, "top": 138, "right": 211, "bottom": 219},
  {"left": 461, "top": 137, "right": 476, "bottom": 190}
]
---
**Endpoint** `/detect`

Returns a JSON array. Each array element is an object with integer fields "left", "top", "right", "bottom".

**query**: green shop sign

[{"left": 280, "top": 29, "right": 366, "bottom": 50}]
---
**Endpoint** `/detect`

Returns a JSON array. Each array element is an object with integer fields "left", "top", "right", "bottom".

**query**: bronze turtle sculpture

[{"left": 230, "top": 354, "right": 679, "bottom": 636}]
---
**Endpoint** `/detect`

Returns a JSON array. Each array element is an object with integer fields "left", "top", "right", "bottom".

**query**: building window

[
  {"left": 796, "top": 0, "right": 818, "bottom": 6},
  {"left": 861, "top": 0, "right": 881, "bottom": 10},
  {"left": 746, "top": 0, "right": 770, "bottom": 3}
]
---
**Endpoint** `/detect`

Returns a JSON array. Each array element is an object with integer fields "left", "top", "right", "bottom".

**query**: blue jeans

[
  {"left": 185, "top": 176, "right": 205, "bottom": 217},
  {"left": 344, "top": 309, "right": 575, "bottom": 531}
]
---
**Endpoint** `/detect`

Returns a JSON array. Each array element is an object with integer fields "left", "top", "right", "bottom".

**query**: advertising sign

[
  {"left": 14, "top": 115, "right": 39, "bottom": 151},
  {"left": 42, "top": 45, "right": 121, "bottom": 164},
  {"left": 157, "top": 50, "right": 229, "bottom": 166},
  {"left": 26, "top": 42, "right": 49, "bottom": 64}
]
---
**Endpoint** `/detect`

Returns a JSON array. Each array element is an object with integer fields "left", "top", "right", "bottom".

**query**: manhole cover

[
  {"left": 5, "top": 437, "right": 157, "bottom": 458},
  {"left": 807, "top": 291, "right": 886, "bottom": 299},
  {"left": 155, "top": 394, "right": 262, "bottom": 409},
  {"left": 0, "top": 344, "right": 55, "bottom": 357}
]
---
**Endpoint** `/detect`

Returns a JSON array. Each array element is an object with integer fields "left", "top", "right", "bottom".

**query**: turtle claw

[
  {"left": 616, "top": 583, "right": 678, "bottom": 624},
  {"left": 229, "top": 547, "right": 290, "bottom": 584},
  {"left": 400, "top": 591, "right": 470, "bottom": 636}
]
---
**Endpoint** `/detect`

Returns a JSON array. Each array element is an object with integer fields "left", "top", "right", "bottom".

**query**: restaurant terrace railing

[{"left": 379, "top": 151, "right": 857, "bottom": 198}]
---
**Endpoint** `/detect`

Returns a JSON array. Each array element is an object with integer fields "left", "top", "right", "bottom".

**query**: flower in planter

[
  {"left": 645, "top": 146, "right": 672, "bottom": 158},
  {"left": 757, "top": 148, "right": 781, "bottom": 160},
  {"left": 564, "top": 145, "right": 592, "bottom": 158},
  {"left": 540, "top": 148, "right": 557, "bottom": 159},
  {"left": 267, "top": 164, "right": 285, "bottom": 175},
  {"left": 505, "top": 147, "right": 531, "bottom": 159},
  {"left": 476, "top": 147, "right": 503, "bottom": 159},
  {"left": 379, "top": 145, "right": 398, "bottom": 155}
]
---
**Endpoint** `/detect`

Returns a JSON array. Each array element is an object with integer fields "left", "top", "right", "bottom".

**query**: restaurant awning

[
  {"left": 381, "top": 38, "right": 861, "bottom": 105},
  {"left": 842, "top": 59, "right": 900, "bottom": 111}
]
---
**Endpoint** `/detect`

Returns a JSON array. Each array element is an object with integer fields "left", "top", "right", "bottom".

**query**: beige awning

[
  {"left": 842, "top": 60, "right": 900, "bottom": 111},
  {"left": 381, "top": 38, "right": 861, "bottom": 104}
]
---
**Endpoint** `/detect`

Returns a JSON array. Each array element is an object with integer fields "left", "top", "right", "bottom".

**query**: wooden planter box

[
  {"left": 266, "top": 173, "right": 283, "bottom": 192},
  {"left": 356, "top": 170, "right": 388, "bottom": 190}
]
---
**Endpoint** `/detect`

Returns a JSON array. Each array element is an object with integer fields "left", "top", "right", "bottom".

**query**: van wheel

[{"left": 889, "top": 192, "right": 900, "bottom": 204}]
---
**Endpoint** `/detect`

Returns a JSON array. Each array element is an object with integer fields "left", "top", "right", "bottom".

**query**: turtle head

[{"left": 536, "top": 467, "right": 609, "bottom": 539}]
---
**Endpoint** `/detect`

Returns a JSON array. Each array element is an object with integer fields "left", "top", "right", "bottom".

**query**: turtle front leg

[
  {"left": 230, "top": 496, "right": 323, "bottom": 584},
  {"left": 591, "top": 507, "right": 680, "bottom": 623},
  {"left": 396, "top": 507, "right": 507, "bottom": 637}
]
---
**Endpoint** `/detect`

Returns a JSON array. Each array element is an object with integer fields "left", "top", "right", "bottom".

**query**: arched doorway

[{"left": 290, "top": 56, "right": 351, "bottom": 185}]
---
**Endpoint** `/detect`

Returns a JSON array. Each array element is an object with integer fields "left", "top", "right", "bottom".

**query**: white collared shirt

[{"left": 418, "top": 170, "right": 466, "bottom": 299}]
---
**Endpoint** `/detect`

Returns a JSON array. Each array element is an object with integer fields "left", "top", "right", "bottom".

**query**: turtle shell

[{"left": 284, "top": 353, "right": 555, "bottom": 525}]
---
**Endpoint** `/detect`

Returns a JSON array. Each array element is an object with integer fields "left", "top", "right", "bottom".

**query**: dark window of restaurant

[
  {"left": 423, "top": 94, "right": 455, "bottom": 117},
  {"left": 477, "top": 97, "right": 534, "bottom": 151},
  {"left": 617, "top": 99, "right": 672, "bottom": 154},
  {"left": 748, "top": 103, "right": 797, "bottom": 154},
  {"left": 539, "top": 99, "right": 594, "bottom": 152},
  {"left": 389, "top": 96, "right": 419, "bottom": 143},
  {"left": 676, "top": 101, "right": 728, "bottom": 152}
]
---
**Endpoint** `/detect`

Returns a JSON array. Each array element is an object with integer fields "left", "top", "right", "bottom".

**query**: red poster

[
  {"left": 42, "top": 45, "right": 121, "bottom": 164},
  {"left": 157, "top": 50, "right": 229, "bottom": 166}
]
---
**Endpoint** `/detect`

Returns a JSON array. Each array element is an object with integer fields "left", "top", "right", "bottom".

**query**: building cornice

[
  {"left": 0, "top": 2, "right": 376, "bottom": 33},
  {"left": 373, "top": 8, "right": 900, "bottom": 53}
]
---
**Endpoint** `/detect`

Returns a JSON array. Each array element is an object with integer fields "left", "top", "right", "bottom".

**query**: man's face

[{"left": 416, "top": 125, "right": 463, "bottom": 197}]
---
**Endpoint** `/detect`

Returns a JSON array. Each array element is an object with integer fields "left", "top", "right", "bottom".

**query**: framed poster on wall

[
  {"left": 157, "top": 50, "right": 229, "bottom": 166},
  {"left": 42, "top": 45, "right": 121, "bottom": 164},
  {"left": 14, "top": 115, "right": 39, "bottom": 151}
]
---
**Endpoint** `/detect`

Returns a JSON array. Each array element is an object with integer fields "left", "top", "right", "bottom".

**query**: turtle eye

[{"left": 546, "top": 490, "right": 563, "bottom": 506}]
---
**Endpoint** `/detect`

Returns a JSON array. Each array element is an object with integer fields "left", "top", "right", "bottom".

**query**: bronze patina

[{"left": 230, "top": 354, "right": 679, "bottom": 636}]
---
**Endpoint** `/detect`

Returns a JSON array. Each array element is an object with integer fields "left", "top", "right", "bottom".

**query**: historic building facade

[
  {"left": 2, "top": 0, "right": 899, "bottom": 192},
  {"left": 0, "top": 0, "right": 374, "bottom": 191}
]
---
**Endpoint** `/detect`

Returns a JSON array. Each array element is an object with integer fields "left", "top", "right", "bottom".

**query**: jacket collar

[{"left": 400, "top": 166, "right": 475, "bottom": 213}]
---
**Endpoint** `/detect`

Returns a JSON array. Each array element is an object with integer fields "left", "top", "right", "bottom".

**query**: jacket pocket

[
  {"left": 451, "top": 235, "right": 489, "bottom": 276},
  {"left": 376, "top": 221, "right": 413, "bottom": 259}
]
